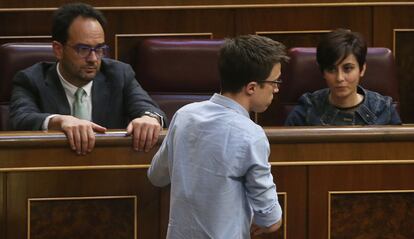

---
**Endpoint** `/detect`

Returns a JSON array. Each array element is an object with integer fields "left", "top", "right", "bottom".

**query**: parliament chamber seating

[
  {"left": 0, "top": 41, "right": 413, "bottom": 239},
  {"left": 0, "top": 42, "right": 399, "bottom": 129},
  {"left": 0, "top": 42, "right": 55, "bottom": 130}
]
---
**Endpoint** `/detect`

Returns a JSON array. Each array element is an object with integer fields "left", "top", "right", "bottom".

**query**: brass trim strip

[
  {"left": 0, "top": 164, "right": 151, "bottom": 172},
  {"left": 256, "top": 30, "right": 331, "bottom": 35},
  {"left": 114, "top": 32, "right": 213, "bottom": 60},
  {"left": 0, "top": 35, "right": 51, "bottom": 39},
  {"left": 393, "top": 29, "right": 414, "bottom": 59},
  {"left": 327, "top": 190, "right": 414, "bottom": 238},
  {"left": 278, "top": 192, "right": 288, "bottom": 239},
  {"left": 28, "top": 195, "right": 138, "bottom": 239},
  {"left": 1, "top": 2, "right": 414, "bottom": 12},
  {"left": 28, "top": 195, "right": 138, "bottom": 201},
  {"left": 329, "top": 189, "right": 414, "bottom": 194},
  {"left": 2, "top": 159, "right": 414, "bottom": 172},
  {"left": 270, "top": 159, "right": 414, "bottom": 166},
  {"left": 115, "top": 33, "right": 213, "bottom": 37}
]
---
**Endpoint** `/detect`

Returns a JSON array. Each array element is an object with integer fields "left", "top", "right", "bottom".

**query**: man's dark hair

[
  {"left": 218, "top": 35, "right": 289, "bottom": 93},
  {"left": 52, "top": 2, "right": 107, "bottom": 44},
  {"left": 317, "top": 28, "right": 367, "bottom": 72}
]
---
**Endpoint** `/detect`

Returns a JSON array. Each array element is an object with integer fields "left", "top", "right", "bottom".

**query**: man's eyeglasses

[
  {"left": 68, "top": 44, "right": 109, "bottom": 59},
  {"left": 258, "top": 79, "right": 283, "bottom": 87}
]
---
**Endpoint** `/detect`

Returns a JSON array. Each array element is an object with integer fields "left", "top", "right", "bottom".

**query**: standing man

[
  {"left": 9, "top": 3, "right": 166, "bottom": 155},
  {"left": 148, "top": 35, "right": 288, "bottom": 238}
]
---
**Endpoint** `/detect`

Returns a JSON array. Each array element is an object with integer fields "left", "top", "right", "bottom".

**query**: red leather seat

[
  {"left": 0, "top": 43, "right": 55, "bottom": 130},
  {"left": 135, "top": 38, "right": 223, "bottom": 121}
]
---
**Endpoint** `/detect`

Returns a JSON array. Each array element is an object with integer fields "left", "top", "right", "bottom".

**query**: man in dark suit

[{"left": 9, "top": 3, "right": 167, "bottom": 155}]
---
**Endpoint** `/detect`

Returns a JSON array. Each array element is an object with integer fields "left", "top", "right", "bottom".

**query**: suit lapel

[
  {"left": 44, "top": 65, "right": 71, "bottom": 115},
  {"left": 92, "top": 72, "right": 110, "bottom": 125}
]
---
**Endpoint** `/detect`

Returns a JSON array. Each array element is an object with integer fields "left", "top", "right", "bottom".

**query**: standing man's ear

[
  {"left": 245, "top": 81, "right": 258, "bottom": 96},
  {"left": 52, "top": 41, "right": 64, "bottom": 60}
]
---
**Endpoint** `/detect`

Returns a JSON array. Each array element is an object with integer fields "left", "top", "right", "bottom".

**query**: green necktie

[{"left": 73, "top": 88, "right": 88, "bottom": 120}]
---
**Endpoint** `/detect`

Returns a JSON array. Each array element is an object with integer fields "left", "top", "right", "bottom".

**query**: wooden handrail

[{"left": 2, "top": 125, "right": 414, "bottom": 147}]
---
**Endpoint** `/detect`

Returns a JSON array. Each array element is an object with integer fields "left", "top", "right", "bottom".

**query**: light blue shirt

[{"left": 148, "top": 93, "right": 282, "bottom": 239}]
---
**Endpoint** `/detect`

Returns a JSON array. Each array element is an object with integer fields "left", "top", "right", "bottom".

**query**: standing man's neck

[{"left": 221, "top": 91, "right": 251, "bottom": 113}]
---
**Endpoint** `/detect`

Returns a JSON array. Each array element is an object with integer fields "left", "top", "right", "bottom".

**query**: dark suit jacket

[{"left": 9, "top": 58, "right": 167, "bottom": 130}]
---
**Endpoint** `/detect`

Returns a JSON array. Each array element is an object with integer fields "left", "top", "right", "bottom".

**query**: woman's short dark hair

[
  {"left": 218, "top": 35, "right": 289, "bottom": 93},
  {"left": 52, "top": 2, "right": 107, "bottom": 44},
  {"left": 316, "top": 29, "right": 367, "bottom": 72}
]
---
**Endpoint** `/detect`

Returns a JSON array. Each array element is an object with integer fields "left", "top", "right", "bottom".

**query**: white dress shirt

[{"left": 42, "top": 63, "right": 93, "bottom": 130}]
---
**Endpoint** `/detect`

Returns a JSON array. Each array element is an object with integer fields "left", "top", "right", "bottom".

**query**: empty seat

[{"left": 135, "top": 38, "right": 223, "bottom": 121}]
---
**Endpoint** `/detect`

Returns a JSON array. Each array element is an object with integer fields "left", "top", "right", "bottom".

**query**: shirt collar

[
  {"left": 209, "top": 93, "right": 250, "bottom": 118},
  {"left": 56, "top": 62, "right": 93, "bottom": 97}
]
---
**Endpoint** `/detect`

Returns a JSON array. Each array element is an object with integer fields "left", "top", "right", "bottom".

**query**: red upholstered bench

[
  {"left": 0, "top": 42, "right": 398, "bottom": 129},
  {"left": 135, "top": 38, "right": 223, "bottom": 121},
  {"left": 0, "top": 43, "right": 55, "bottom": 130}
]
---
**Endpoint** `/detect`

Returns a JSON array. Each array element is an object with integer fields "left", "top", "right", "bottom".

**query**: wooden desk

[{"left": 1, "top": 127, "right": 414, "bottom": 239}]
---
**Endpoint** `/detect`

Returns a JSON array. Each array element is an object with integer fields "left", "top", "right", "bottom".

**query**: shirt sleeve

[
  {"left": 147, "top": 142, "right": 170, "bottom": 187},
  {"left": 244, "top": 136, "right": 282, "bottom": 227},
  {"left": 147, "top": 115, "right": 177, "bottom": 187},
  {"left": 42, "top": 114, "right": 58, "bottom": 130}
]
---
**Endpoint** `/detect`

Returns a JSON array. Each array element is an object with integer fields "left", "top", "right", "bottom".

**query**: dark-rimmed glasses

[
  {"left": 258, "top": 79, "right": 283, "bottom": 87},
  {"left": 67, "top": 44, "right": 109, "bottom": 59}
]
